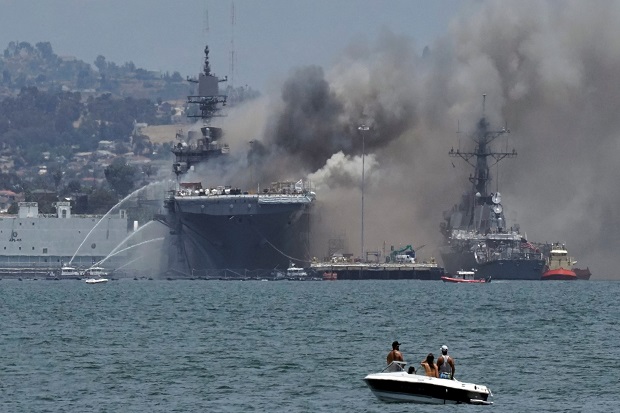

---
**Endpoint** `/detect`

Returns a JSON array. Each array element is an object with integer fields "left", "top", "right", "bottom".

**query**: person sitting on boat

[
  {"left": 437, "top": 345, "right": 455, "bottom": 379},
  {"left": 420, "top": 353, "right": 438, "bottom": 378},
  {"left": 386, "top": 341, "right": 404, "bottom": 365}
]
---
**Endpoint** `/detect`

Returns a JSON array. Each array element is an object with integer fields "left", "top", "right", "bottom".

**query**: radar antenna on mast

[
  {"left": 186, "top": 45, "right": 228, "bottom": 119},
  {"left": 229, "top": 1, "right": 236, "bottom": 88},
  {"left": 448, "top": 95, "right": 517, "bottom": 197}
]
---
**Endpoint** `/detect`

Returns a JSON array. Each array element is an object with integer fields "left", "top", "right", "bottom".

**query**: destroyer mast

[{"left": 447, "top": 95, "right": 517, "bottom": 229}]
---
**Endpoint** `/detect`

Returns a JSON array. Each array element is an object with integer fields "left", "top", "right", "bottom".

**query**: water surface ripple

[{"left": 0, "top": 279, "right": 618, "bottom": 412}]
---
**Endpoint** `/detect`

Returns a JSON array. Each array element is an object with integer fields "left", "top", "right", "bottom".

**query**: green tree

[
  {"left": 51, "top": 166, "right": 64, "bottom": 190},
  {"left": 35, "top": 42, "right": 54, "bottom": 60},
  {"left": 65, "top": 179, "right": 82, "bottom": 194},
  {"left": 88, "top": 187, "right": 119, "bottom": 214},
  {"left": 7, "top": 202, "right": 18, "bottom": 214},
  {"left": 94, "top": 55, "right": 107, "bottom": 73},
  {"left": 104, "top": 157, "right": 137, "bottom": 197}
]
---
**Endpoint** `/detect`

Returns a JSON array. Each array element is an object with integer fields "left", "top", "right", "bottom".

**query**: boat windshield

[{"left": 382, "top": 361, "right": 407, "bottom": 373}]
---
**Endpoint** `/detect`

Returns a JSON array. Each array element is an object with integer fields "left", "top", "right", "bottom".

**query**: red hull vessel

[
  {"left": 542, "top": 243, "right": 578, "bottom": 280},
  {"left": 542, "top": 267, "right": 577, "bottom": 281}
]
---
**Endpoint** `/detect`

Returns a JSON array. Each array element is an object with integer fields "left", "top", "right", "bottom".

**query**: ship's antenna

[
  {"left": 229, "top": 1, "right": 236, "bottom": 88},
  {"left": 497, "top": 121, "right": 510, "bottom": 193},
  {"left": 496, "top": 158, "right": 499, "bottom": 193},
  {"left": 201, "top": 2, "right": 209, "bottom": 77},
  {"left": 457, "top": 119, "right": 461, "bottom": 151},
  {"left": 482, "top": 93, "right": 486, "bottom": 116},
  {"left": 203, "top": 2, "right": 209, "bottom": 36}
]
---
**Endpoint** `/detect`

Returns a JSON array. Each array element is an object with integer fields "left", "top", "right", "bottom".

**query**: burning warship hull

[
  {"left": 440, "top": 97, "right": 545, "bottom": 280},
  {"left": 440, "top": 248, "right": 544, "bottom": 280},
  {"left": 160, "top": 45, "right": 315, "bottom": 276},
  {"left": 164, "top": 189, "right": 314, "bottom": 274}
]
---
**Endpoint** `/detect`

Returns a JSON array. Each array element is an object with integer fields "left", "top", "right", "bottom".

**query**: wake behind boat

[{"left": 364, "top": 361, "right": 493, "bottom": 405}]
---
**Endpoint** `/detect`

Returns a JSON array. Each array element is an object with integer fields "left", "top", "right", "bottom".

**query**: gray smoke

[{"left": 211, "top": 0, "right": 620, "bottom": 279}]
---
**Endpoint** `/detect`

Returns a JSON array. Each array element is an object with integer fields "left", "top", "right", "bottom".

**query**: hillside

[{"left": 0, "top": 41, "right": 189, "bottom": 101}]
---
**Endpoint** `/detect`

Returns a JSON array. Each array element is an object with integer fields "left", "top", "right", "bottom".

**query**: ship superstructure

[
  {"left": 439, "top": 98, "right": 545, "bottom": 280},
  {"left": 161, "top": 46, "right": 316, "bottom": 276}
]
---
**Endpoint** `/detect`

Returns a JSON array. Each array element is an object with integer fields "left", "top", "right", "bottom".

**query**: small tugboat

[
  {"left": 542, "top": 243, "right": 577, "bottom": 280},
  {"left": 441, "top": 269, "right": 490, "bottom": 283},
  {"left": 364, "top": 361, "right": 493, "bottom": 405}
]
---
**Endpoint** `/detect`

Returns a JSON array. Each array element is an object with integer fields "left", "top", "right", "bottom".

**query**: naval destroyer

[
  {"left": 160, "top": 46, "right": 316, "bottom": 277},
  {"left": 439, "top": 98, "right": 545, "bottom": 280}
]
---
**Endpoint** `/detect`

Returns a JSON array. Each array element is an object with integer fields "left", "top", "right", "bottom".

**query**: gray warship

[
  {"left": 160, "top": 46, "right": 316, "bottom": 277},
  {"left": 439, "top": 98, "right": 545, "bottom": 280},
  {"left": 0, "top": 202, "right": 129, "bottom": 278}
]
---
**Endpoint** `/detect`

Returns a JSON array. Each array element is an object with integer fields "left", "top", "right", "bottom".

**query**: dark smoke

[{"left": 211, "top": 1, "right": 620, "bottom": 279}]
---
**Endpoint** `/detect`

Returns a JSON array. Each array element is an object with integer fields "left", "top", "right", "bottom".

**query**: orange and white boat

[{"left": 541, "top": 243, "right": 577, "bottom": 280}]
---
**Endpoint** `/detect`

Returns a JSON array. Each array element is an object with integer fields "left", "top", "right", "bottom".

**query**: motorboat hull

[
  {"left": 364, "top": 369, "right": 492, "bottom": 405},
  {"left": 85, "top": 278, "right": 109, "bottom": 284}
]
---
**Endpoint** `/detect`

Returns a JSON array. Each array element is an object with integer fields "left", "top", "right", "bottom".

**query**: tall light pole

[
  {"left": 358, "top": 124, "right": 369, "bottom": 262},
  {"left": 249, "top": 140, "right": 255, "bottom": 192}
]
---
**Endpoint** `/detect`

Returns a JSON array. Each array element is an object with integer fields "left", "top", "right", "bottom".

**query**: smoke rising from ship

[{"left": 204, "top": 0, "right": 620, "bottom": 278}]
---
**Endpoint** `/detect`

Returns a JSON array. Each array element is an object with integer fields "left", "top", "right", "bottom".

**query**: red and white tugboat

[{"left": 542, "top": 243, "right": 577, "bottom": 280}]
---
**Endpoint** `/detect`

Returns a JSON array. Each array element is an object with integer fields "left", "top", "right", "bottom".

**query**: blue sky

[{"left": 0, "top": 0, "right": 463, "bottom": 91}]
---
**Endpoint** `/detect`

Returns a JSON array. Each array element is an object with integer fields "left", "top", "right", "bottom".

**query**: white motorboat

[
  {"left": 285, "top": 262, "right": 308, "bottom": 280},
  {"left": 364, "top": 361, "right": 493, "bottom": 405},
  {"left": 85, "top": 277, "right": 109, "bottom": 284}
]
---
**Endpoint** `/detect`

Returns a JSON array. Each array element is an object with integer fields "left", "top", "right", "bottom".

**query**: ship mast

[
  {"left": 448, "top": 95, "right": 516, "bottom": 198},
  {"left": 172, "top": 45, "right": 230, "bottom": 178},
  {"left": 186, "top": 45, "right": 228, "bottom": 120}
]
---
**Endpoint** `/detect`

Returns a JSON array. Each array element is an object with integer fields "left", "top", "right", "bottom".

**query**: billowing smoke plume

[{"left": 206, "top": 0, "right": 620, "bottom": 279}]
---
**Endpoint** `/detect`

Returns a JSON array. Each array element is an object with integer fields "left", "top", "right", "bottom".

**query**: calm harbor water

[{"left": 0, "top": 278, "right": 618, "bottom": 412}]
